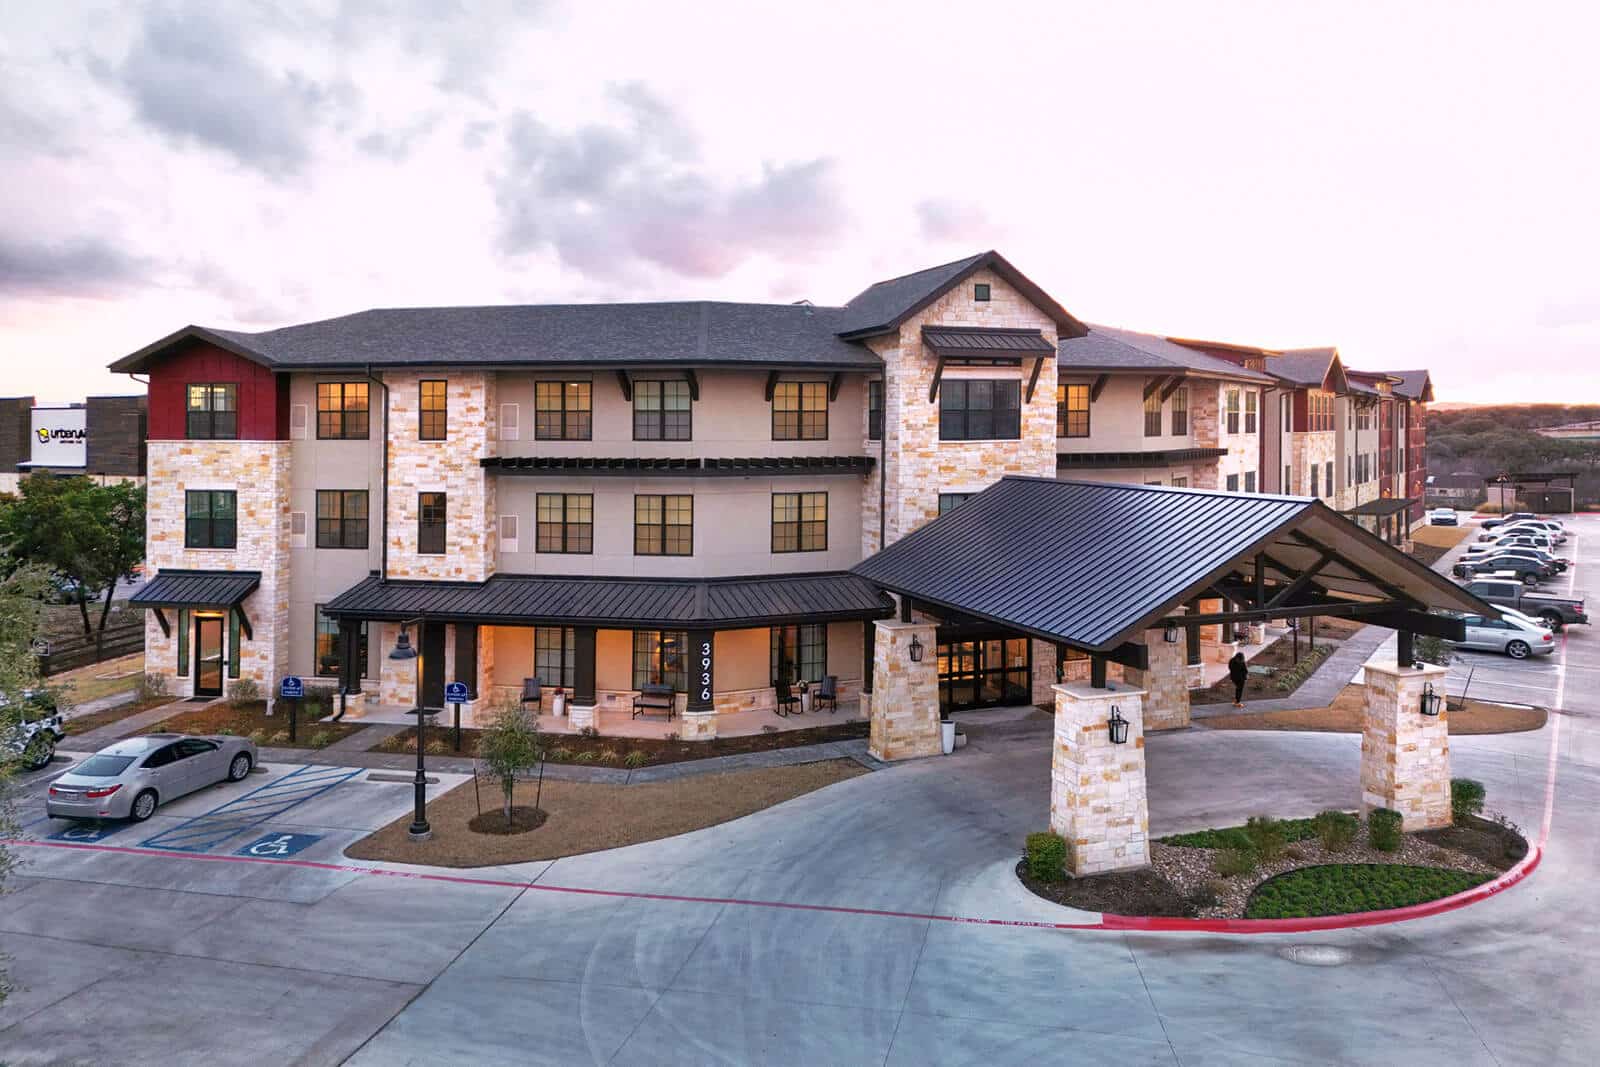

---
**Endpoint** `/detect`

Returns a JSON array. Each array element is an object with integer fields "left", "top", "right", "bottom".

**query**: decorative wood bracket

[
  {"left": 153, "top": 608, "right": 170, "bottom": 638},
  {"left": 615, "top": 370, "right": 633, "bottom": 402}
]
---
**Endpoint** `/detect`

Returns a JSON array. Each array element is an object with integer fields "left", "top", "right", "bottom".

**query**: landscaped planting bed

[
  {"left": 1245, "top": 864, "right": 1490, "bottom": 919},
  {"left": 140, "top": 699, "right": 365, "bottom": 749},
  {"left": 370, "top": 719, "right": 868, "bottom": 766},
  {"left": 1190, "top": 637, "right": 1338, "bottom": 705}
]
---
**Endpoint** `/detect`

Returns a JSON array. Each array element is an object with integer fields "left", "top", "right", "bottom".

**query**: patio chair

[
  {"left": 814, "top": 675, "right": 839, "bottom": 714},
  {"left": 774, "top": 678, "right": 801, "bottom": 717},
  {"left": 520, "top": 677, "right": 542, "bottom": 711}
]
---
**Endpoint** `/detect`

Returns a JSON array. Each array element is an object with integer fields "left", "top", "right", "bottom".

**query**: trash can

[
  {"left": 551, "top": 689, "right": 566, "bottom": 717},
  {"left": 941, "top": 718, "right": 956, "bottom": 755}
]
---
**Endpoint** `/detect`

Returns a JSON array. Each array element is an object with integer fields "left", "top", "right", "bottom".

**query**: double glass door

[{"left": 937, "top": 637, "right": 1031, "bottom": 712}]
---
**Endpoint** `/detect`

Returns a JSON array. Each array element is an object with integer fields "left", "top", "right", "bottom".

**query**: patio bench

[{"left": 632, "top": 684, "right": 676, "bottom": 720}]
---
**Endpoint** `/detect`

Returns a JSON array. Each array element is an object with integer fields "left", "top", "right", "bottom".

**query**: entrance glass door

[
  {"left": 937, "top": 637, "right": 1030, "bottom": 712},
  {"left": 194, "top": 615, "right": 224, "bottom": 697}
]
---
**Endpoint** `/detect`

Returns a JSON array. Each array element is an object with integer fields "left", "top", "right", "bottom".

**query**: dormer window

[{"left": 973, "top": 283, "right": 991, "bottom": 302}]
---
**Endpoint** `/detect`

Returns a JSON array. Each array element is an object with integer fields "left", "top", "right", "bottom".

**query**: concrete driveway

[{"left": 2, "top": 517, "right": 1596, "bottom": 1065}]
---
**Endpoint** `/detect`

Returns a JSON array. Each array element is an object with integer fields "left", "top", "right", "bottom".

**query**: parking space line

[{"left": 138, "top": 765, "right": 364, "bottom": 853}]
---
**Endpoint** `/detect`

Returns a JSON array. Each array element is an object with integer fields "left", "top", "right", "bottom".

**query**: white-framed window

[
  {"left": 290, "top": 510, "right": 307, "bottom": 548},
  {"left": 500, "top": 403, "right": 520, "bottom": 441},
  {"left": 290, "top": 403, "right": 308, "bottom": 440},
  {"left": 499, "top": 514, "right": 519, "bottom": 554}
]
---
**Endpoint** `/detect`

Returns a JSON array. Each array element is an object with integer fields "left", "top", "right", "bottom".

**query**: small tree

[
  {"left": 0, "top": 476, "right": 146, "bottom": 635},
  {"left": 476, "top": 702, "right": 544, "bottom": 828},
  {"left": 1414, "top": 634, "right": 1455, "bottom": 668}
]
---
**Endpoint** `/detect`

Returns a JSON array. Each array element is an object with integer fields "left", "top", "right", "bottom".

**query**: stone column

[
  {"left": 1050, "top": 682, "right": 1149, "bottom": 875},
  {"left": 1360, "top": 659, "right": 1451, "bottom": 830},
  {"left": 681, "top": 628, "right": 717, "bottom": 741},
  {"left": 868, "top": 619, "right": 941, "bottom": 761},
  {"left": 1123, "top": 628, "right": 1190, "bottom": 731}
]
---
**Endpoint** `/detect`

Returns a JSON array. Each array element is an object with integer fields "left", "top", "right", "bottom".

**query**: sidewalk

[
  {"left": 65, "top": 697, "right": 195, "bottom": 750},
  {"left": 1191, "top": 624, "right": 1392, "bottom": 719}
]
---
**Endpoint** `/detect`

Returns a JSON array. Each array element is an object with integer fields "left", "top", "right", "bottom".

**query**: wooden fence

[{"left": 38, "top": 623, "right": 144, "bottom": 677}]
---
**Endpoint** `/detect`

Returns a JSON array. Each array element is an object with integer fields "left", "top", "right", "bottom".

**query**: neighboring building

[
  {"left": 109, "top": 249, "right": 1435, "bottom": 726},
  {"left": 0, "top": 394, "right": 148, "bottom": 495},
  {"left": 1427, "top": 473, "right": 1488, "bottom": 507},
  {"left": 1535, "top": 420, "right": 1600, "bottom": 441}
]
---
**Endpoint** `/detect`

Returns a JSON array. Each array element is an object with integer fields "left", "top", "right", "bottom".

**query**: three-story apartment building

[{"left": 114, "top": 250, "right": 1432, "bottom": 730}]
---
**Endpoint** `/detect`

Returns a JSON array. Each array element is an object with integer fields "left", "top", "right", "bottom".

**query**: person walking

[{"left": 1228, "top": 651, "right": 1249, "bottom": 708}]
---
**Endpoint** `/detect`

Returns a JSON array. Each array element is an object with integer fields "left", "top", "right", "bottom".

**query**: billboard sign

[{"left": 30, "top": 407, "right": 87, "bottom": 468}]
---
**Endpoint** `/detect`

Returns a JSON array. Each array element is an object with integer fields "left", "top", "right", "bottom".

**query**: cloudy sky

[{"left": 2, "top": 1, "right": 1595, "bottom": 403}]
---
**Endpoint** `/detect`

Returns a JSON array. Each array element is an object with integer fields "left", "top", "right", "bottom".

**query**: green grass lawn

[{"left": 1246, "top": 863, "right": 1491, "bottom": 919}]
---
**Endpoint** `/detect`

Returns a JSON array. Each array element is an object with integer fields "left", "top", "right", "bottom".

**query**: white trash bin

[
  {"left": 941, "top": 719, "right": 956, "bottom": 755},
  {"left": 551, "top": 689, "right": 566, "bottom": 717}
]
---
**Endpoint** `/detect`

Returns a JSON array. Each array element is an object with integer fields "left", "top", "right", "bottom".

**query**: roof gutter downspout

[
  {"left": 366, "top": 365, "right": 389, "bottom": 584},
  {"left": 878, "top": 378, "right": 887, "bottom": 554}
]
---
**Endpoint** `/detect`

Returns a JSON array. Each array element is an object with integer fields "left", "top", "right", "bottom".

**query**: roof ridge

[{"left": 847, "top": 251, "right": 989, "bottom": 296}]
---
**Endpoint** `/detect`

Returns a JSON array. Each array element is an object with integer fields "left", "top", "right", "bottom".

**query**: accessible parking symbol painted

[
  {"left": 47, "top": 822, "right": 125, "bottom": 843},
  {"left": 235, "top": 832, "right": 323, "bottom": 858}
]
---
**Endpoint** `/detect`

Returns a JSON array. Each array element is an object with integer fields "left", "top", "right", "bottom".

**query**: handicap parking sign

[
  {"left": 48, "top": 821, "right": 125, "bottom": 843},
  {"left": 235, "top": 832, "right": 323, "bottom": 859},
  {"left": 445, "top": 681, "right": 469, "bottom": 704},
  {"left": 279, "top": 676, "right": 304, "bottom": 699}
]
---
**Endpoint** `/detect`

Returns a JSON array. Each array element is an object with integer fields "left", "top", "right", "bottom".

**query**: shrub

[
  {"left": 1205, "top": 878, "right": 1232, "bottom": 901},
  {"left": 623, "top": 750, "right": 650, "bottom": 768},
  {"left": 1283, "top": 845, "right": 1306, "bottom": 862},
  {"left": 1415, "top": 635, "right": 1455, "bottom": 668},
  {"left": 1368, "top": 808, "right": 1403, "bottom": 852},
  {"left": 597, "top": 747, "right": 620, "bottom": 764},
  {"left": 573, "top": 750, "right": 597, "bottom": 763},
  {"left": 1451, "top": 778, "right": 1486, "bottom": 824},
  {"left": 476, "top": 704, "right": 544, "bottom": 828},
  {"left": 1245, "top": 816, "right": 1287, "bottom": 863},
  {"left": 1246, "top": 863, "right": 1490, "bottom": 919},
  {"left": 227, "top": 678, "right": 260, "bottom": 708},
  {"left": 578, "top": 726, "right": 600, "bottom": 739},
  {"left": 426, "top": 739, "right": 448, "bottom": 755},
  {"left": 1313, "top": 810, "right": 1358, "bottom": 853},
  {"left": 270, "top": 730, "right": 289, "bottom": 744},
  {"left": 1186, "top": 885, "right": 1219, "bottom": 908},
  {"left": 248, "top": 729, "right": 266, "bottom": 744},
  {"left": 308, "top": 729, "right": 331, "bottom": 748},
  {"left": 548, "top": 747, "right": 573, "bottom": 762},
  {"left": 216, "top": 726, "right": 235, "bottom": 736},
  {"left": 136, "top": 672, "right": 170, "bottom": 704},
  {"left": 1213, "top": 847, "right": 1257, "bottom": 877},
  {"left": 1024, "top": 832, "right": 1067, "bottom": 882}
]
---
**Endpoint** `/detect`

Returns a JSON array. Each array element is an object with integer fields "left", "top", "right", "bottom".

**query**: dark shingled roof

[
  {"left": 111, "top": 302, "right": 882, "bottom": 374},
  {"left": 1267, "top": 347, "right": 1345, "bottom": 389},
  {"left": 834, "top": 250, "right": 1087, "bottom": 340},
  {"left": 322, "top": 571, "right": 893, "bottom": 629},
  {"left": 1385, "top": 369, "right": 1434, "bottom": 401},
  {"left": 853, "top": 477, "right": 1490, "bottom": 652},
  {"left": 131, "top": 569, "right": 261, "bottom": 609},
  {"left": 1058, "top": 325, "right": 1274, "bottom": 382}
]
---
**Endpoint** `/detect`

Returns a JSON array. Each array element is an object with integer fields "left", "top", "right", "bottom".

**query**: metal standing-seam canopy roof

[
  {"left": 323, "top": 571, "right": 894, "bottom": 630},
  {"left": 853, "top": 478, "right": 1493, "bottom": 657},
  {"left": 130, "top": 569, "right": 261, "bottom": 609}
]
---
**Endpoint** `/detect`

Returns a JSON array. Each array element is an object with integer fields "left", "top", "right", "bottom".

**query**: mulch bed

[
  {"left": 1015, "top": 861, "right": 1193, "bottom": 917},
  {"left": 63, "top": 696, "right": 179, "bottom": 735},
  {"left": 344, "top": 758, "right": 866, "bottom": 867},
  {"left": 370, "top": 719, "right": 869, "bottom": 766},
  {"left": 140, "top": 700, "right": 366, "bottom": 749},
  {"left": 1191, "top": 633, "right": 1343, "bottom": 706},
  {"left": 467, "top": 806, "right": 548, "bottom": 835},
  {"left": 1201, "top": 685, "right": 1547, "bottom": 735},
  {"left": 1417, "top": 814, "right": 1529, "bottom": 869}
]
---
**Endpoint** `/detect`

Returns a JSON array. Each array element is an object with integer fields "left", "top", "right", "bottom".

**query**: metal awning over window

[
  {"left": 921, "top": 325, "right": 1055, "bottom": 358},
  {"left": 131, "top": 569, "right": 261, "bottom": 609}
]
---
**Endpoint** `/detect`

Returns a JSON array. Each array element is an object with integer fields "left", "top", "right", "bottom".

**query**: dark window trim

[
  {"left": 771, "top": 380, "right": 829, "bottom": 441},
  {"left": 771, "top": 491, "right": 828, "bottom": 553},
  {"left": 633, "top": 494, "right": 693, "bottom": 556},
  {"left": 1142, "top": 392, "right": 1162, "bottom": 438},
  {"left": 533, "top": 626, "right": 576, "bottom": 689},
  {"left": 417, "top": 491, "right": 446, "bottom": 555},
  {"left": 419, "top": 379, "right": 448, "bottom": 441},
  {"left": 185, "top": 383, "right": 239, "bottom": 440},
  {"left": 1170, "top": 386, "right": 1189, "bottom": 436},
  {"left": 316, "top": 381, "right": 371, "bottom": 441},
  {"left": 535, "top": 492, "right": 594, "bottom": 554},
  {"left": 770, "top": 623, "right": 827, "bottom": 685},
  {"left": 1057, "top": 382, "right": 1090, "bottom": 439},
  {"left": 534, "top": 380, "right": 593, "bottom": 441},
  {"left": 940, "top": 378, "right": 1021, "bottom": 441},
  {"left": 632, "top": 629, "right": 687, "bottom": 691},
  {"left": 315, "top": 489, "right": 369, "bottom": 550},
  {"left": 314, "top": 605, "right": 368, "bottom": 679},
  {"left": 973, "top": 283, "right": 991, "bottom": 302},
  {"left": 632, "top": 379, "right": 693, "bottom": 442},
  {"left": 938, "top": 492, "right": 972, "bottom": 515},
  {"left": 867, "top": 380, "right": 883, "bottom": 441},
  {"left": 184, "top": 490, "right": 237, "bottom": 549}
]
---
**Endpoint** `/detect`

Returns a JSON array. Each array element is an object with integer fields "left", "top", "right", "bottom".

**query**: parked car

[
  {"left": 1482, "top": 520, "right": 1566, "bottom": 544},
  {"left": 1454, "top": 608, "right": 1557, "bottom": 659},
  {"left": 1461, "top": 543, "right": 1568, "bottom": 571},
  {"left": 1428, "top": 507, "right": 1458, "bottom": 526},
  {"left": 1482, "top": 511, "right": 1544, "bottom": 531},
  {"left": 1459, "top": 577, "right": 1588, "bottom": 630},
  {"left": 46, "top": 733, "right": 257, "bottom": 822},
  {"left": 1451, "top": 556, "right": 1551, "bottom": 584},
  {"left": 0, "top": 690, "right": 65, "bottom": 771}
]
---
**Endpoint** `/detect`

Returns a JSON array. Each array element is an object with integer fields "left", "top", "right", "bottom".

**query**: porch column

[
  {"left": 338, "top": 620, "right": 362, "bottom": 694},
  {"left": 681, "top": 628, "right": 717, "bottom": 740},
  {"left": 568, "top": 626, "right": 599, "bottom": 732},
  {"left": 868, "top": 619, "right": 940, "bottom": 761},
  {"left": 1050, "top": 681, "right": 1149, "bottom": 875},
  {"left": 1360, "top": 658, "right": 1451, "bottom": 830},
  {"left": 1184, "top": 604, "right": 1205, "bottom": 689},
  {"left": 860, "top": 621, "right": 874, "bottom": 716},
  {"left": 1123, "top": 625, "right": 1190, "bottom": 731}
]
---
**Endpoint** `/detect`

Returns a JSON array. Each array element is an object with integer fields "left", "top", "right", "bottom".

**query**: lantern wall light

[
  {"left": 1420, "top": 682, "right": 1442, "bottom": 717},
  {"left": 908, "top": 634, "right": 925, "bottom": 662},
  {"left": 1163, "top": 621, "right": 1180, "bottom": 644},
  {"left": 1107, "top": 706, "right": 1130, "bottom": 744}
]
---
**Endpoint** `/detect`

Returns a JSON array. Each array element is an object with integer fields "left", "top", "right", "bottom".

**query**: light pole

[{"left": 389, "top": 617, "right": 430, "bottom": 841}]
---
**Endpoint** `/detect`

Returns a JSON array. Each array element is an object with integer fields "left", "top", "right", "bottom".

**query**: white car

[
  {"left": 1455, "top": 607, "right": 1557, "bottom": 659},
  {"left": 1428, "top": 507, "right": 1458, "bottom": 526}
]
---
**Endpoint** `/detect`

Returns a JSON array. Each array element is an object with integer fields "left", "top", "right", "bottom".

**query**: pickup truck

[{"left": 1459, "top": 577, "right": 1588, "bottom": 630}]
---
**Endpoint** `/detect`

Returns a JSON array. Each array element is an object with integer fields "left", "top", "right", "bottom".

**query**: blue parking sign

[
  {"left": 48, "top": 821, "right": 124, "bottom": 843},
  {"left": 445, "top": 681, "right": 469, "bottom": 704},
  {"left": 236, "top": 832, "right": 323, "bottom": 858},
  {"left": 279, "top": 676, "right": 304, "bottom": 699}
]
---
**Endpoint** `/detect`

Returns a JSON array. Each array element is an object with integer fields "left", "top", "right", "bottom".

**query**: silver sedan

[{"left": 46, "top": 733, "right": 258, "bottom": 822}]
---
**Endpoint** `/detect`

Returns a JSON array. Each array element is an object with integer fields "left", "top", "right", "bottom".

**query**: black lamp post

[
  {"left": 1420, "top": 682, "right": 1442, "bottom": 717},
  {"left": 389, "top": 617, "right": 430, "bottom": 841},
  {"left": 1107, "top": 706, "right": 1130, "bottom": 745},
  {"left": 908, "top": 634, "right": 924, "bottom": 662}
]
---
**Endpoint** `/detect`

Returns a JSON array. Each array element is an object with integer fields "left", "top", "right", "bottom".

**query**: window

[
  {"left": 1325, "top": 461, "right": 1334, "bottom": 495},
  {"left": 772, "top": 492, "right": 827, "bottom": 553},
  {"left": 1057, "top": 383, "right": 1089, "bottom": 438},
  {"left": 535, "top": 381, "right": 592, "bottom": 440},
  {"left": 940, "top": 379, "right": 1020, "bottom": 440},
  {"left": 1143, "top": 391, "right": 1162, "bottom": 437},
  {"left": 1225, "top": 389, "right": 1241, "bottom": 434},
  {"left": 1284, "top": 464, "right": 1291, "bottom": 491},
  {"left": 417, "top": 492, "right": 446, "bottom": 554},
  {"left": 1171, "top": 476, "right": 1188, "bottom": 489},
  {"left": 632, "top": 630, "right": 686, "bottom": 691},
  {"left": 184, "top": 491, "right": 236, "bottom": 549},
  {"left": 1170, "top": 387, "right": 1188, "bottom": 436},
  {"left": 1244, "top": 390, "right": 1258, "bottom": 434},
  {"left": 771, "top": 624, "right": 826, "bottom": 685},
  {"left": 773, "top": 381, "right": 828, "bottom": 440},
  {"left": 635, "top": 495, "right": 692, "bottom": 556},
  {"left": 533, "top": 627, "right": 575, "bottom": 689},
  {"left": 973, "top": 283, "right": 991, "bottom": 301},
  {"left": 1226, "top": 473, "right": 1240, "bottom": 492},
  {"left": 315, "top": 490, "right": 368, "bottom": 549},
  {"left": 938, "top": 493, "right": 972, "bottom": 515},
  {"left": 419, "top": 380, "right": 447, "bottom": 440},
  {"left": 633, "top": 380, "right": 692, "bottom": 441},
  {"left": 1310, "top": 465, "right": 1319, "bottom": 498},
  {"left": 536, "top": 493, "right": 592, "bottom": 553},
  {"left": 1244, "top": 471, "right": 1257, "bottom": 493},
  {"left": 867, "top": 380, "right": 883, "bottom": 440},
  {"left": 185, "top": 384, "right": 237, "bottom": 439},
  {"left": 314, "top": 607, "right": 367, "bottom": 678},
  {"left": 316, "top": 382, "right": 369, "bottom": 440}
]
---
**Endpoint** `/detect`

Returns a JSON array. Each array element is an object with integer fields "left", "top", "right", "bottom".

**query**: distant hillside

[
  {"left": 1431, "top": 404, "right": 1600, "bottom": 431},
  {"left": 1429, "top": 404, "right": 1600, "bottom": 508}
]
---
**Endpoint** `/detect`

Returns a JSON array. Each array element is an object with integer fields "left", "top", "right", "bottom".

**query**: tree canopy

[{"left": 0, "top": 476, "right": 146, "bottom": 634}]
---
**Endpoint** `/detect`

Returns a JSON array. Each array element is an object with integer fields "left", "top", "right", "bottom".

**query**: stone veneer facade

[
  {"left": 144, "top": 440, "right": 292, "bottom": 703},
  {"left": 1050, "top": 681, "right": 1149, "bottom": 875},
  {"left": 1122, "top": 628, "right": 1190, "bottom": 731},
  {"left": 1360, "top": 659, "right": 1452, "bottom": 830},
  {"left": 869, "top": 619, "right": 941, "bottom": 761}
]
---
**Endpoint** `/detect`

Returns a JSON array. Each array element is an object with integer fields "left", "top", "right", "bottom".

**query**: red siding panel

[
  {"left": 147, "top": 342, "right": 284, "bottom": 440},
  {"left": 1291, "top": 389, "right": 1308, "bottom": 433}
]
